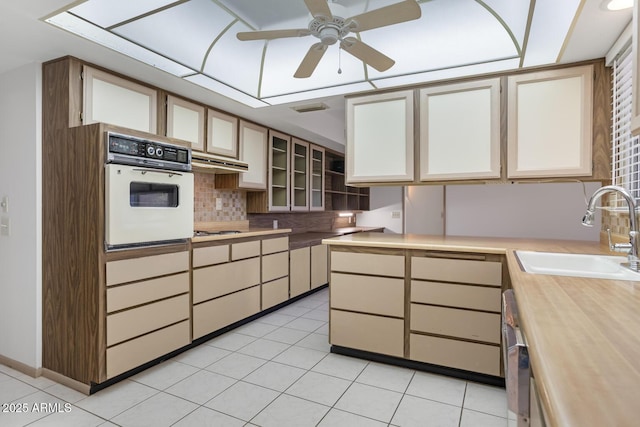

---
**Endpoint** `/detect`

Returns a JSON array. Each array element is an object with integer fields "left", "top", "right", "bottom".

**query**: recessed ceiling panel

[
  {"left": 481, "top": 0, "right": 531, "bottom": 51},
  {"left": 69, "top": 0, "right": 177, "bottom": 28},
  {"left": 113, "top": 0, "right": 235, "bottom": 71},
  {"left": 203, "top": 21, "right": 265, "bottom": 97}
]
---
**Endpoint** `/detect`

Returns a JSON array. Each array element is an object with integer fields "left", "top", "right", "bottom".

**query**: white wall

[
  {"left": 446, "top": 182, "right": 602, "bottom": 241},
  {"left": 356, "top": 186, "right": 403, "bottom": 233},
  {"left": 0, "top": 63, "right": 42, "bottom": 368}
]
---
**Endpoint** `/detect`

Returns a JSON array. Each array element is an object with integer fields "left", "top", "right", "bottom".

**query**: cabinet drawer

[
  {"left": 410, "top": 333, "right": 500, "bottom": 376},
  {"left": 290, "top": 247, "right": 310, "bottom": 298},
  {"left": 263, "top": 277, "right": 289, "bottom": 309},
  {"left": 262, "top": 251, "right": 289, "bottom": 282},
  {"left": 411, "top": 256, "right": 502, "bottom": 286},
  {"left": 311, "top": 244, "right": 328, "bottom": 288},
  {"left": 193, "top": 257, "right": 260, "bottom": 303},
  {"left": 411, "top": 280, "right": 501, "bottom": 312},
  {"left": 331, "top": 251, "right": 404, "bottom": 277},
  {"left": 107, "top": 320, "right": 190, "bottom": 379},
  {"left": 231, "top": 240, "right": 261, "bottom": 260},
  {"left": 331, "top": 273, "right": 404, "bottom": 317},
  {"left": 262, "top": 236, "right": 289, "bottom": 254},
  {"left": 107, "top": 294, "right": 189, "bottom": 346},
  {"left": 193, "top": 286, "right": 260, "bottom": 339},
  {"left": 330, "top": 310, "right": 404, "bottom": 358},
  {"left": 106, "top": 251, "right": 189, "bottom": 286},
  {"left": 193, "top": 244, "right": 229, "bottom": 268},
  {"left": 107, "top": 272, "right": 189, "bottom": 313},
  {"left": 411, "top": 304, "right": 501, "bottom": 343}
]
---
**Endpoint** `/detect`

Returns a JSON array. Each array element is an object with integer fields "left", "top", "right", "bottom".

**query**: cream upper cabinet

[
  {"left": 346, "top": 90, "right": 414, "bottom": 184},
  {"left": 507, "top": 65, "right": 593, "bottom": 178},
  {"left": 238, "top": 120, "right": 268, "bottom": 189},
  {"left": 83, "top": 66, "right": 157, "bottom": 133},
  {"left": 207, "top": 109, "right": 238, "bottom": 158},
  {"left": 166, "top": 95, "right": 205, "bottom": 151},
  {"left": 419, "top": 78, "right": 501, "bottom": 181}
]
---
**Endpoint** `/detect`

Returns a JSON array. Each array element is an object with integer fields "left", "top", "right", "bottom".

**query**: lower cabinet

[
  {"left": 105, "top": 250, "right": 190, "bottom": 379},
  {"left": 262, "top": 237, "right": 290, "bottom": 309},
  {"left": 310, "top": 244, "right": 328, "bottom": 289},
  {"left": 328, "top": 247, "right": 506, "bottom": 378},
  {"left": 193, "top": 286, "right": 261, "bottom": 339}
]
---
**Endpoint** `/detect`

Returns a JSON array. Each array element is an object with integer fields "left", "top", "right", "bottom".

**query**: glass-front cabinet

[
  {"left": 291, "top": 138, "right": 309, "bottom": 211},
  {"left": 269, "top": 130, "right": 291, "bottom": 211},
  {"left": 310, "top": 145, "right": 325, "bottom": 211}
]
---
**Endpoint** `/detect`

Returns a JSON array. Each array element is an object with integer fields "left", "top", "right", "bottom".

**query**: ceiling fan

[{"left": 236, "top": 0, "right": 422, "bottom": 78}]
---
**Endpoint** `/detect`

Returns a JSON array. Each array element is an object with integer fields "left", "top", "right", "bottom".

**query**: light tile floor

[{"left": 0, "top": 288, "right": 510, "bottom": 426}]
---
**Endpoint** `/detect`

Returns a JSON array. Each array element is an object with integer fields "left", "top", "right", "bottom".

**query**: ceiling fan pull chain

[{"left": 338, "top": 46, "right": 342, "bottom": 74}]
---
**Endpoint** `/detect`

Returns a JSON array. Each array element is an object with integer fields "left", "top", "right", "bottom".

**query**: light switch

[
  {"left": 0, "top": 216, "right": 9, "bottom": 236},
  {"left": 391, "top": 211, "right": 401, "bottom": 219},
  {"left": 215, "top": 198, "right": 222, "bottom": 211}
]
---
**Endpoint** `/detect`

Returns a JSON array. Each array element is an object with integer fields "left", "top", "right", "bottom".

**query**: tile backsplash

[{"left": 194, "top": 173, "right": 246, "bottom": 222}]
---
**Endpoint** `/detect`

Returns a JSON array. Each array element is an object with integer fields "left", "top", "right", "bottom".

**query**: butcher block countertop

[{"left": 322, "top": 232, "right": 640, "bottom": 427}]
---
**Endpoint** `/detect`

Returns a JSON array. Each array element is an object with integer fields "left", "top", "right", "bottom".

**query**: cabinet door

[
  {"left": 290, "top": 247, "right": 310, "bottom": 298},
  {"left": 310, "top": 146, "right": 325, "bottom": 211},
  {"left": 207, "top": 109, "right": 238, "bottom": 158},
  {"left": 310, "top": 244, "right": 328, "bottom": 288},
  {"left": 238, "top": 120, "right": 268, "bottom": 189},
  {"left": 419, "top": 79, "right": 501, "bottom": 181},
  {"left": 291, "top": 138, "right": 309, "bottom": 211},
  {"left": 269, "top": 130, "right": 291, "bottom": 211},
  {"left": 166, "top": 95, "right": 205, "bottom": 151},
  {"left": 346, "top": 90, "right": 414, "bottom": 183},
  {"left": 83, "top": 66, "right": 157, "bottom": 133},
  {"left": 507, "top": 65, "right": 593, "bottom": 178}
]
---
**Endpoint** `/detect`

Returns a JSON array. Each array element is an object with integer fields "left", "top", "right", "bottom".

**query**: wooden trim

[
  {"left": 0, "top": 354, "right": 41, "bottom": 379},
  {"left": 41, "top": 368, "right": 91, "bottom": 396}
]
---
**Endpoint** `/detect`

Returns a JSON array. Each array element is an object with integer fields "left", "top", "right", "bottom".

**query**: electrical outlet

[{"left": 391, "top": 211, "right": 401, "bottom": 219}]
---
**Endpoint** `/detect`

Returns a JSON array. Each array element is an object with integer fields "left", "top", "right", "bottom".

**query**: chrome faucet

[{"left": 582, "top": 185, "right": 640, "bottom": 271}]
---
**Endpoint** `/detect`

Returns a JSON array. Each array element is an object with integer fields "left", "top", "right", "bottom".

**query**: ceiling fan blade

[
  {"left": 304, "top": 0, "right": 333, "bottom": 19},
  {"left": 347, "top": 0, "right": 421, "bottom": 32},
  {"left": 237, "top": 28, "right": 310, "bottom": 41},
  {"left": 294, "top": 43, "right": 328, "bottom": 78},
  {"left": 340, "top": 37, "right": 395, "bottom": 72}
]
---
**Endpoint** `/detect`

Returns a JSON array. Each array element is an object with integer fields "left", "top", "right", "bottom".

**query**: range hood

[{"left": 191, "top": 152, "right": 249, "bottom": 174}]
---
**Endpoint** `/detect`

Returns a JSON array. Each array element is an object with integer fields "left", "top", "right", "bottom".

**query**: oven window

[{"left": 130, "top": 182, "right": 179, "bottom": 207}]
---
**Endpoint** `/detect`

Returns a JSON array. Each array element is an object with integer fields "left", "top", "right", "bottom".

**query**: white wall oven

[{"left": 105, "top": 132, "right": 193, "bottom": 249}]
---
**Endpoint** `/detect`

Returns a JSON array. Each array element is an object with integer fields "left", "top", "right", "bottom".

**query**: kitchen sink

[{"left": 516, "top": 250, "right": 640, "bottom": 281}]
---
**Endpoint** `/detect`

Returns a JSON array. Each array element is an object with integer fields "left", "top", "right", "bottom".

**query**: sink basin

[{"left": 516, "top": 251, "right": 640, "bottom": 281}]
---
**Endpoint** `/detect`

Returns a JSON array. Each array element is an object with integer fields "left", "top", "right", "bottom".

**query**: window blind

[{"left": 611, "top": 41, "right": 640, "bottom": 208}]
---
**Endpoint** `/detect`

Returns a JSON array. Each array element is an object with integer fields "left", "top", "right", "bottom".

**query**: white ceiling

[{"left": 0, "top": 0, "right": 633, "bottom": 152}]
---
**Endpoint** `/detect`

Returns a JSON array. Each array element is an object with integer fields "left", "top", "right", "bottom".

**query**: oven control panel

[{"left": 106, "top": 132, "right": 191, "bottom": 172}]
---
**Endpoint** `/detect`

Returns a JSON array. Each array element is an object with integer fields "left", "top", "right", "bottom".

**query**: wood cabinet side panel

[{"left": 42, "top": 124, "right": 106, "bottom": 385}]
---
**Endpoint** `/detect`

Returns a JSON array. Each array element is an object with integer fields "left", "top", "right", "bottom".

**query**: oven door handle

[{"left": 132, "top": 168, "right": 183, "bottom": 177}]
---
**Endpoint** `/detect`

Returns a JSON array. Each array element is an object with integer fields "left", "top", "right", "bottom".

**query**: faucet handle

[{"left": 607, "top": 228, "right": 632, "bottom": 252}]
